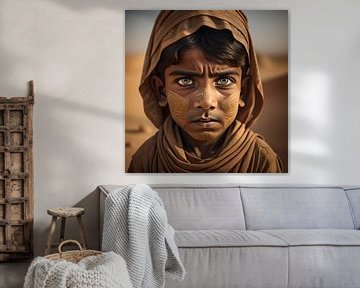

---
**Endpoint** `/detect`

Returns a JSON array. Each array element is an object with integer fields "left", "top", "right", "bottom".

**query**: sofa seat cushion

[
  {"left": 175, "top": 230, "right": 288, "bottom": 248},
  {"left": 261, "top": 230, "right": 360, "bottom": 288},
  {"left": 167, "top": 230, "right": 289, "bottom": 288},
  {"left": 261, "top": 229, "right": 360, "bottom": 246}
]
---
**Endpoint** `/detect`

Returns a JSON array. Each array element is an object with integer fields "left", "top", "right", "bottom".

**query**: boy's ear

[
  {"left": 239, "top": 98, "right": 245, "bottom": 108},
  {"left": 152, "top": 76, "right": 167, "bottom": 107}
]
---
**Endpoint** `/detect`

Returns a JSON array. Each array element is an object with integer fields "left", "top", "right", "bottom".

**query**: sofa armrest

[{"left": 98, "top": 186, "right": 109, "bottom": 249}]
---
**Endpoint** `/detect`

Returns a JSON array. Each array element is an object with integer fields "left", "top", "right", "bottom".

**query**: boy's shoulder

[
  {"left": 252, "top": 135, "right": 283, "bottom": 172},
  {"left": 127, "top": 133, "right": 158, "bottom": 173},
  {"left": 133, "top": 134, "right": 157, "bottom": 158},
  {"left": 254, "top": 136, "right": 275, "bottom": 155}
]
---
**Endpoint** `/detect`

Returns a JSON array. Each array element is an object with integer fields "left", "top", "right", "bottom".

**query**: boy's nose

[{"left": 195, "top": 88, "right": 217, "bottom": 110}]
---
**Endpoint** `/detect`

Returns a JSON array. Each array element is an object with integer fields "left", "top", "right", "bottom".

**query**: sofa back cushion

[
  {"left": 240, "top": 187, "right": 355, "bottom": 230},
  {"left": 345, "top": 188, "right": 360, "bottom": 229},
  {"left": 152, "top": 185, "right": 246, "bottom": 230}
]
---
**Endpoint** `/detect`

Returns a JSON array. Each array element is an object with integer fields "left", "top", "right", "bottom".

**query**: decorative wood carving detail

[{"left": 0, "top": 81, "right": 34, "bottom": 261}]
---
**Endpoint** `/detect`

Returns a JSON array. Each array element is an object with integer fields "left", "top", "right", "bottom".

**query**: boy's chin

[{"left": 182, "top": 130, "right": 226, "bottom": 146}]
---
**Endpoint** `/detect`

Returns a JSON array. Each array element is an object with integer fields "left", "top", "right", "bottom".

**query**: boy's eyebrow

[
  {"left": 169, "top": 69, "right": 241, "bottom": 77},
  {"left": 169, "top": 70, "right": 201, "bottom": 77}
]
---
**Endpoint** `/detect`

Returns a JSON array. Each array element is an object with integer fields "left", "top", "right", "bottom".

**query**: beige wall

[{"left": 1, "top": 0, "right": 360, "bottom": 256}]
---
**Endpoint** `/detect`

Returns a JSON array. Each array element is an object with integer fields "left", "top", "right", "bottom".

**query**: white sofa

[{"left": 99, "top": 185, "right": 360, "bottom": 288}]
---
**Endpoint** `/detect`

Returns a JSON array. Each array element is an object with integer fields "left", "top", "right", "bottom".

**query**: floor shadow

[{"left": 0, "top": 260, "right": 31, "bottom": 288}]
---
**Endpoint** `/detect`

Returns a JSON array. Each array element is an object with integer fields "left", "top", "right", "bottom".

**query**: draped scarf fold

[{"left": 129, "top": 117, "right": 282, "bottom": 173}]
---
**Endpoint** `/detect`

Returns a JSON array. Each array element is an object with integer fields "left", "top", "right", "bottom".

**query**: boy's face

[{"left": 156, "top": 47, "right": 243, "bottom": 146}]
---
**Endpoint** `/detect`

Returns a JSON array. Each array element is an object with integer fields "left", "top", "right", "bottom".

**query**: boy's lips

[
  {"left": 191, "top": 116, "right": 220, "bottom": 123},
  {"left": 190, "top": 116, "right": 221, "bottom": 129}
]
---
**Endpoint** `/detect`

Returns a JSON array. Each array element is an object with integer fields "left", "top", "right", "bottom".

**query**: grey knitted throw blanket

[{"left": 102, "top": 184, "right": 185, "bottom": 288}]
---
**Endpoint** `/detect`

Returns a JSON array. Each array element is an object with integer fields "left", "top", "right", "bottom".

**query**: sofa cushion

[
  {"left": 260, "top": 229, "right": 360, "bottom": 288},
  {"left": 165, "top": 246, "right": 288, "bottom": 288},
  {"left": 240, "top": 187, "right": 355, "bottom": 230},
  {"left": 152, "top": 186, "right": 246, "bottom": 230},
  {"left": 261, "top": 229, "right": 360, "bottom": 246},
  {"left": 100, "top": 185, "right": 246, "bottom": 231},
  {"left": 287, "top": 246, "right": 360, "bottom": 288},
  {"left": 175, "top": 230, "right": 288, "bottom": 248},
  {"left": 345, "top": 188, "right": 360, "bottom": 229}
]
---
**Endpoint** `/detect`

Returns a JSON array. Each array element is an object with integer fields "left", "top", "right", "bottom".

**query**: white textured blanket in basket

[{"left": 24, "top": 240, "right": 133, "bottom": 288}]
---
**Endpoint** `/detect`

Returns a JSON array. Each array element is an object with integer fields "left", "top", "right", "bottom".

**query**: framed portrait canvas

[{"left": 125, "top": 10, "right": 288, "bottom": 173}]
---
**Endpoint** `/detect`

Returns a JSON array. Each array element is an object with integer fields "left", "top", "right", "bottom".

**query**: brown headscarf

[{"left": 139, "top": 10, "right": 264, "bottom": 129}]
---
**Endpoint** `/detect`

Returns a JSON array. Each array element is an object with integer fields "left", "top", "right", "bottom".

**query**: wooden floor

[{"left": 0, "top": 261, "right": 30, "bottom": 288}]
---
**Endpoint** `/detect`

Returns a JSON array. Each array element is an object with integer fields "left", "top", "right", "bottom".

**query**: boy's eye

[
  {"left": 216, "top": 77, "right": 233, "bottom": 87},
  {"left": 177, "top": 77, "right": 194, "bottom": 86}
]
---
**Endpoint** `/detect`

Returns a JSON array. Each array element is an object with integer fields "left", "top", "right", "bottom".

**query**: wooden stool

[{"left": 45, "top": 207, "right": 87, "bottom": 255}]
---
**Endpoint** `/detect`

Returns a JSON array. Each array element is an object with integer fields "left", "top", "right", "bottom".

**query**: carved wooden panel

[{"left": 0, "top": 81, "right": 34, "bottom": 261}]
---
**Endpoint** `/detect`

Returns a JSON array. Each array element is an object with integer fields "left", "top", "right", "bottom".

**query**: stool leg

[
  {"left": 77, "top": 215, "right": 87, "bottom": 249},
  {"left": 60, "top": 217, "right": 66, "bottom": 243},
  {"left": 45, "top": 216, "right": 57, "bottom": 255}
]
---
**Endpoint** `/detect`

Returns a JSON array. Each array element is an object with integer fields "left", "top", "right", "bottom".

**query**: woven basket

[{"left": 45, "top": 240, "right": 102, "bottom": 263}]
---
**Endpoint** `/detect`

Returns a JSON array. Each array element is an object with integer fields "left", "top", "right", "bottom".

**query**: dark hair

[{"left": 155, "top": 26, "right": 249, "bottom": 81}]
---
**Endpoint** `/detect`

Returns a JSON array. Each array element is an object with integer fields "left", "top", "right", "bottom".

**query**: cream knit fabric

[
  {"left": 102, "top": 184, "right": 185, "bottom": 288},
  {"left": 24, "top": 251, "right": 132, "bottom": 288}
]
